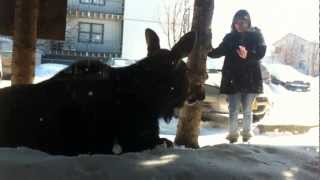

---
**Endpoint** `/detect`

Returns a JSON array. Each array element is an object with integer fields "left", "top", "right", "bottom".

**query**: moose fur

[{"left": 0, "top": 29, "right": 196, "bottom": 155}]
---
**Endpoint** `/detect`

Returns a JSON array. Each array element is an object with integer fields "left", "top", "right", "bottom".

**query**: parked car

[
  {"left": 266, "top": 63, "right": 311, "bottom": 91},
  {"left": 260, "top": 63, "right": 271, "bottom": 84},
  {"left": 202, "top": 67, "right": 271, "bottom": 123},
  {"left": 207, "top": 58, "right": 271, "bottom": 84}
]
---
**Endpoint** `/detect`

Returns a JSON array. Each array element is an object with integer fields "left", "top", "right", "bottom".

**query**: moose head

[{"left": 139, "top": 28, "right": 198, "bottom": 121}]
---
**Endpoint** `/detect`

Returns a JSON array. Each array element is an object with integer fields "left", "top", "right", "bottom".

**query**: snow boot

[
  {"left": 226, "top": 133, "right": 239, "bottom": 144},
  {"left": 241, "top": 131, "right": 253, "bottom": 143}
]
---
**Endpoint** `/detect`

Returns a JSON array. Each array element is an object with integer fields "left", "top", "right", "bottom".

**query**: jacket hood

[{"left": 231, "top": 9, "right": 251, "bottom": 32}]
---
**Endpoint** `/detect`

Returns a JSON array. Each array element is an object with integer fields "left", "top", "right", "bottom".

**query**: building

[
  {"left": 1, "top": 0, "right": 167, "bottom": 66},
  {"left": 42, "top": 0, "right": 125, "bottom": 64},
  {"left": 271, "top": 33, "right": 319, "bottom": 76}
]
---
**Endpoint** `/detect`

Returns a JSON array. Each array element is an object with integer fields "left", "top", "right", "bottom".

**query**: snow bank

[
  {"left": 264, "top": 63, "right": 312, "bottom": 82},
  {"left": 34, "top": 63, "right": 68, "bottom": 82},
  {"left": 0, "top": 144, "right": 318, "bottom": 180},
  {"left": 263, "top": 83, "right": 319, "bottom": 126},
  {"left": 0, "top": 80, "right": 10, "bottom": 88},
  {"left": 0, "top": 64, "right": 67, "bottom": 87}
]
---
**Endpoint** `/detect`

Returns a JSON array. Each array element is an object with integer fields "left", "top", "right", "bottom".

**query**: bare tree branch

[{"left": 160, "top": 0, "right": 193, "bottom": 48}]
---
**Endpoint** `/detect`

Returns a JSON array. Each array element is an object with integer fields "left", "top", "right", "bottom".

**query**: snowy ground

[
  {"left": 0, "top": 144, "right": 318, "bottom": 180},
  {"left": 160, "top": 119, "right": 319, "bottom": 149}
]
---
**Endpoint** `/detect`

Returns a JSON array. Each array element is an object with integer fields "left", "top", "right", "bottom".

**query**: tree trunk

[
  {"left": 175, "top": 0, "right": 214, "bottom": 148},
  {"left": 11, "top": 0, "right": 39, "bottom": 85}
]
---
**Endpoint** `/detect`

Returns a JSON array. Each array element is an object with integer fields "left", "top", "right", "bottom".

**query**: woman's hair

[{"left": 231, "top": 9, "right": 251, "bottom": 32}]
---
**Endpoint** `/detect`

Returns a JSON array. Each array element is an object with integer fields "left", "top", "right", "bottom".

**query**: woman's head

[{"left": 231, "top": 9, "right": 251, "bottom": 32}]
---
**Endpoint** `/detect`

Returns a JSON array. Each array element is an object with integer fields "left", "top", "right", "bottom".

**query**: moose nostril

[
  {"left": 187, "top": 95, "right": 197, "bottom": 104},
  {"left": 200, "top": 93, "right": 205, "bottom": 101}
]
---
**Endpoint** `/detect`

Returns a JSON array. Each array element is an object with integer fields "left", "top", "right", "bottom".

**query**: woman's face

[{"left": 234, "top": 20, "right": 249, "bottom": 32}]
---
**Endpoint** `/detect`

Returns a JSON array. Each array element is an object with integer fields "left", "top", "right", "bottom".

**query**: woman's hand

[{"left": 236, "top": 45, "right": 248, "bottom": 59}]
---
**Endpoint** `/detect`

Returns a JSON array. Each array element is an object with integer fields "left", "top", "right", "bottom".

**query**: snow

[
  {"left": 109, "top": 58, "right": 138, "bottom": 68},
  {"left": 0, "top": 143, "right": 318, "bottom": 180},
  {"left": 0, "top": 80, "right": 10, "bottom": 88},
  {"left": 160, "top": 119, "right": 319, "bottom": 148},
  {"left": 205, "top": 72, "right": 222, "bottom": 87},
  {"left": 0, "top": 64, "right": 68, "bottom": 87},
  {"left": 34, "top": 63, "right": 68, "bottom": 82},
  {"left": 264, "top": 63, "right": 312, "bottom": 82},
  {"left": 263, "top": 79, "right": 319, "bottom": 126}
]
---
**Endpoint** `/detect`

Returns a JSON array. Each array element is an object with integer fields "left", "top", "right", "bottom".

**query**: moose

[{"left": 0, "top": 29, "right": 197, "bottom": 155}]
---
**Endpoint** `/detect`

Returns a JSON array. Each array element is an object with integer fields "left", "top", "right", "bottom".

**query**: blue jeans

[{"left": 228, "top": 93, "right": 257, "bottom": 135}]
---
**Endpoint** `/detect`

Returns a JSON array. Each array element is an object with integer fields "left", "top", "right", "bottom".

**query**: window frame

[
  {"left": 79, "top": 0, "right": 92, "bottom": 5},
  {"left": 79, "top": 0, "right": 106, "bottom": 6},
  {"left": 78, "top": 22, "right": 104, "bottom": 44}
]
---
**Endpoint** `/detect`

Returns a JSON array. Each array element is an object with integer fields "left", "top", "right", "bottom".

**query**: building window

[
  {"left": 78, "top": 22, "right": 104, "bottom": 44},
  {"left": 300, "top": 45, "right": 304, "bottom": 53},
  {"left": 80, "top": 0, "right": 105, "bottom": 5},
  {"left": 275, "top": 47, "right": 282, "bottom": 53}
]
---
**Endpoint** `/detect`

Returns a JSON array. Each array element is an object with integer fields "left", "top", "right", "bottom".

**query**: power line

[
  {"left": 123, "top": 17, "right": 190, "bottom": 27},
  {"left": 123, "top": 17, "right": 161, "bottom": 24}
]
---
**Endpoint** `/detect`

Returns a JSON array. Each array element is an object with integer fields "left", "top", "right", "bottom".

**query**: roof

[{"left": 272, "top": 33, "right": 319, "bottom": 46}]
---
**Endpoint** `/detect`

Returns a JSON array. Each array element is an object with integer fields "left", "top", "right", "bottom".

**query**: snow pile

[
  {"left": 34, "top": 63, "right": 68, "bottom": 82},
  {"left": 0, "top": 64, "right": 68, "bottom": 87},
  {"left": 0, "top": 80, "right": 10, "bottom": 88},
  {"left": 264, "top": 63, "right": 312, "bottom": 82},
  {"left": 263, "top": 83, "right": 319, "bottom": 126},
  {"left": 0, "top": 144, "right": 318, "bottom": 180}
]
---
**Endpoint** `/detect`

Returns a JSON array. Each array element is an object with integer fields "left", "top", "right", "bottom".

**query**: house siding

[
  {"left": 42, "top": 0, "right": 124, "bottom": 63},
  {"left": 272, "top": 34, "right": 319, "bottom": 76},
  {"left": 68, "top": 0, "right": 124, "bottom": 15}
]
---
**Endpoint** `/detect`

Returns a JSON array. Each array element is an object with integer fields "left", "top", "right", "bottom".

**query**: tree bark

[
  {"left": 11, "top": 0, "right": 39, "bottom": 85},
  {"left": 175, "top": 0, "right": 214, "bottom": 148}
]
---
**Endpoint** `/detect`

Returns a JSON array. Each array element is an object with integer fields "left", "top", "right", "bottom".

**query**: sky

[{"left": 122, "top": 0, "right": 319, "bottom": 59}]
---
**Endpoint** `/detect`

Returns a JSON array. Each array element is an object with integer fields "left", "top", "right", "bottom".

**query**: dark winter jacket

[{"left": 208, "top": 27, "right": 266, "bottom": 94}]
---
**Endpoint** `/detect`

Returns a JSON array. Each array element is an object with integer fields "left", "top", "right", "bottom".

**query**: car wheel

[{"left": 253, "top": 114, "right": 265, "bottom": 123}]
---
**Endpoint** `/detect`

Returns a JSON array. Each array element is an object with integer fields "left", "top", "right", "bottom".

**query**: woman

[{"left": 208, "top": 10, "right": 266, "bottom": 143}]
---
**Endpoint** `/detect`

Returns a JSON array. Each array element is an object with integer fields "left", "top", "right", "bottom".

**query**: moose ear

[
  {"left": 145, "top": 28, "right": 160, "bottom": 57},
  {"left": 170, "top": 31, "right": 196, "bottom": 61}
]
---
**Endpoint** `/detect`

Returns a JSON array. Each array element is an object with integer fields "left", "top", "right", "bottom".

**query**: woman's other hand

[{"left": 236, "top": 45, "right": 248, "bottom": 59}]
